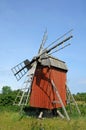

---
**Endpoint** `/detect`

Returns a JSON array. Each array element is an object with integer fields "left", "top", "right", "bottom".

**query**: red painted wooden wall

[{"left": 30, "top": 65, "right": 67, "bottom": 109}]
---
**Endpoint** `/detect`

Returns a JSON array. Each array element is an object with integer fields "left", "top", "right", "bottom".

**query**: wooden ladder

[{"left": 13, "top": 74, "right": 33, "bottom": 106}]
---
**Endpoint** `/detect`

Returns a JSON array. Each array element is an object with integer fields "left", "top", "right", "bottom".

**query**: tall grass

[
  {"left": 0, "top": 102, "right": 86, "bottom": 130},
  {"left": 0, "top": 111, "right": 86, "bottom": 130}
]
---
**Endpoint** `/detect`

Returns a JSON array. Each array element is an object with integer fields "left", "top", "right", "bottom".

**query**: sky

[{"left": 0, "top": 0, "right": 86, "bottom": 94}]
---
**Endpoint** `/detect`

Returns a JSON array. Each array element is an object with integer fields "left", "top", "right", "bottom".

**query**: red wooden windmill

[{"left": 12, "top": 30, "right": 80, "bottom": 120}]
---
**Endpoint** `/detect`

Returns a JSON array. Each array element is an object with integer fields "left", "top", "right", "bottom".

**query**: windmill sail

[
  {"left": 12, "top": 34, "right": 73, "bottom": 81},
  {"left": 11, "top": 59, "right": 30, "bottom": 81},
  {"left": 38, "top": 29, "right": 47, "bottom": 54}
]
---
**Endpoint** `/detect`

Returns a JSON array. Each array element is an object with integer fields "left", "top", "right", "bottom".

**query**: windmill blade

[
  {"left": 29, "top": 35, "right": 73, "bottom": 64},
  {"left": 38, "top": 29, "right": 48, "bottom": 54},
  {"left": 28, "top": 30, "right": 48, "bottom": 80},
  {"left": 45, "top": 29, "right": 73, "bottom": 50},
  {"left": 46, "top": 35, "right": 73, "bottom": 54},
  {"left": 31, "top": 35, "right": 73, "bottom": 64},
  {"left": 49, "top": 43, "right": 71, "bottom": 55},
  {"left": 11, "top": 59, "right": 31, "bottom": 81},
  {"left": 37, "top": 35, "right": 73, "bottom": 59}
]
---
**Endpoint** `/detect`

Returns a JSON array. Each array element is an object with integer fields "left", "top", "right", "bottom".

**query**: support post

[
  {"left": 66, "top": 85, "right": 81, "bottom": 115},
  {"left": 57, "top": 110, "right": 65, "bottom": 119},
  {"left": 51, "top": 80, "right": 70, "bottom": 121}
]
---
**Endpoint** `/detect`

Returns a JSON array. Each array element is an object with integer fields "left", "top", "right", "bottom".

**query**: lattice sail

[{"left": 11, "top": 59, "right": 30, "bottom": 81}]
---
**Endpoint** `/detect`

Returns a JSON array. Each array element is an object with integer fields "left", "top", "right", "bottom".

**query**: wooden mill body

[{"left": 30, "top": 55, "right": 68, "bottom": 109}]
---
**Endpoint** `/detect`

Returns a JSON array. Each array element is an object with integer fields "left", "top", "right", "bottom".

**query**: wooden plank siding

[{"left": 30, "top": 65, "right": 67, "bottom": 109}]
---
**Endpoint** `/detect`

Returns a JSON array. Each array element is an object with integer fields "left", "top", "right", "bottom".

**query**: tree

[
  {"left": 0, "top": 86, "right": 17, "bottom": 106},
  {"left": 2, "top": 86, "right": 12, "bottom": 94}
]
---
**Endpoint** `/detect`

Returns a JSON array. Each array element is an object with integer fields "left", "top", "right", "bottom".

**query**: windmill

[{"left": 12, "top": 30, "right": 80, "bottom": 120}]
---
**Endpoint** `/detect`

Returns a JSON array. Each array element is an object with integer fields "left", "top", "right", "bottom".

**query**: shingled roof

[{"left": 38, "top": 54, "right": 68, "bottom": 71}]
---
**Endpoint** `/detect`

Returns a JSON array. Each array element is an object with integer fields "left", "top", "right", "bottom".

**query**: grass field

[{"left": 0, "top": 111, "right": 86, "bottom": 130}]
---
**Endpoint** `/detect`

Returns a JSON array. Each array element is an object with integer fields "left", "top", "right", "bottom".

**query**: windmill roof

[{"left": 39, "top": 54, "right": 68, "bottom": 71}]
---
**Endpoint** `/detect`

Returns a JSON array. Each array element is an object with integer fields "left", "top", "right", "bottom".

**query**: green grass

[{"left": 0, "top": 111, "right": 86, "bottom": 130}]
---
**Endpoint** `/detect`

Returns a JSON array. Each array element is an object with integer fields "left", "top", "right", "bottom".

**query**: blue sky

[{"left": 0, "top": 0, "right": 86, "bottom": 93}]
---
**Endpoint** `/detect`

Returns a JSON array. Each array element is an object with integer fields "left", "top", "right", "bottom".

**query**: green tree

[
  {"left": 0, "top": 87, "right": 19, "bottom": 106},
  {"left": 2, "top": 86, "right": 12, "bottom": 94}
]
